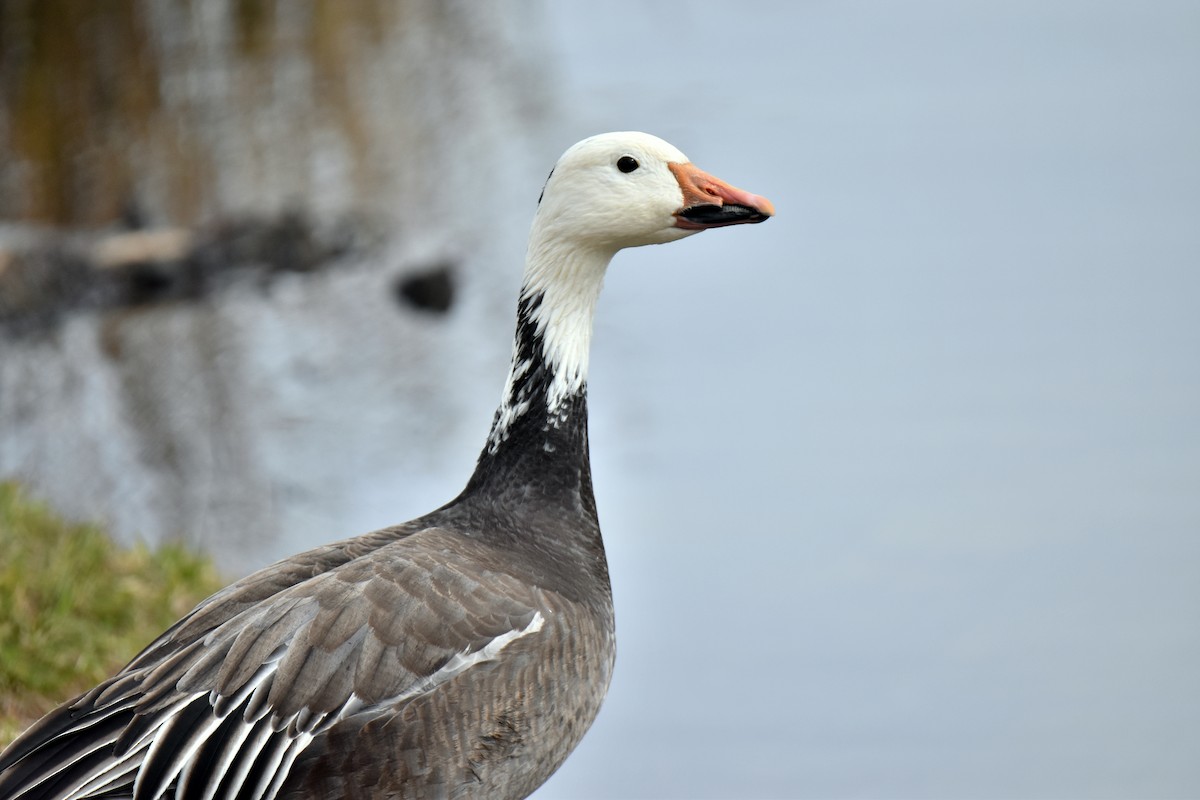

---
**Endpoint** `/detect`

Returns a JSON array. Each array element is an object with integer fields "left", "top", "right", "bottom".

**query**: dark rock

[{"left": 395, "top": 263, "right": 456, "bottom": 314}]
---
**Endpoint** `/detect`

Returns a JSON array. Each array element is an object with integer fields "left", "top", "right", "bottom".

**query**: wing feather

[
  {"left": 0, "top": 708, "right": 134, "bottom": 800},
  {"left": 134, "top": 693, "right": 216, "bottom": 800},
  {"left": 208, "top": 715, "right": 277, "bottom": 800},
  {"left": 75, "top": 744, "right": 145, "bottom": 797},
  {"left": 0, "top": 526, "right": 549, "bottom": 800},
  {"left": 204, "top": 598, "right": 316, "bottom": 695},
  {"left": 229, "top": 723, "right": 296, "bottom": 800},
  {"left": 115, "top": 690, "right": 202, "bottom": 758}
]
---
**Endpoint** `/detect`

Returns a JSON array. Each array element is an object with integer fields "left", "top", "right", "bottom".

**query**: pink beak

[{"left": 669, "top": 162, "right": 775, "bottom": 230}]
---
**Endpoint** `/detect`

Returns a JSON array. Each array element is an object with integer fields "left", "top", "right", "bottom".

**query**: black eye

[{"left": 617, "top": 155, "right": 639, "bottom": 173}]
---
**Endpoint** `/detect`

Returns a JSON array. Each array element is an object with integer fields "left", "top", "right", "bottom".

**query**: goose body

[{"left": 0, "top": 132, "right": 773, "bottom": 800}]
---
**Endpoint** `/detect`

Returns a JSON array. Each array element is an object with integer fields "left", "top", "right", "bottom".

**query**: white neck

[
  {"left": 521, "top": 230, "right": 614, "bottom": 407},
  {"left": 487, "top": 226, "right": 616, "bottom": 452}
]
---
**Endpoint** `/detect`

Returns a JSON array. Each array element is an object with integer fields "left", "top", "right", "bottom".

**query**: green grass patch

[{"left": 0, "top": 481, "right": 224, "bottom": 747}]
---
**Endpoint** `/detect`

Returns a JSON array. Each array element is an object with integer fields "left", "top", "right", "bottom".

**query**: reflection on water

[{"left": 0, "top": 1, "right": 553, "bottom": 572}]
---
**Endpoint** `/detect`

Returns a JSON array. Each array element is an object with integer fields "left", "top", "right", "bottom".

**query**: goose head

[
  {"left": 495, "top": 132, "right": 775, "bottom": 446},
  {"left": 532, "top": 131, "right": 774, "bottom": 254}
]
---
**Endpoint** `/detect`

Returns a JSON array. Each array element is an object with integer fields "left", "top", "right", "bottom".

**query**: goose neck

[{"left": 487, "top": 237, "right": 613, "bottom": 452}]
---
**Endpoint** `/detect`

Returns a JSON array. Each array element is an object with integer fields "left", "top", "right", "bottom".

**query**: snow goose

[{"left": 0, "top": 131, "right": 773, "bottom": 800}]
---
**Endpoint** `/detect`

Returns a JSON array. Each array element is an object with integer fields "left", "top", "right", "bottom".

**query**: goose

[{"left": 0, "top": 131, "right": 774, "bottom": 800}]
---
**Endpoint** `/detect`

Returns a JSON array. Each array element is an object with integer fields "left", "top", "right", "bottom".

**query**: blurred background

[{"left": 1, "top": 1, "right": 1197, "bottom": 798}]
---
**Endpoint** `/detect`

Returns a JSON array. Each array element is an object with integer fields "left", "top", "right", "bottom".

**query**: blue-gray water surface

[{"left": 528, "top": 2, "right": 1200, "bottom": 798}]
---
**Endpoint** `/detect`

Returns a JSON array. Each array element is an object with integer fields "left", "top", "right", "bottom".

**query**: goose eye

[{"left": 616, "top": 156, "right": 639, "bottom": 174}]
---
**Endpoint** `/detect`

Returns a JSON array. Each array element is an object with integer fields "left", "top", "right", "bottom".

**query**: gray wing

[{"left": 0, "top": 526, "right": 547, "bottom": 800}]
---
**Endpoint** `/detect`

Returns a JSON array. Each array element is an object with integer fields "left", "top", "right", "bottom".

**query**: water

[
  {"left": 533, "top": 2, "right": 1200, "bottom": 798},
  {"left": 0, "top": 1, "right": 555, "bottom": 567}
]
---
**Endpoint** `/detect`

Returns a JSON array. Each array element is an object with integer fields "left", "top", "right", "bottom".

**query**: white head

[{"left": 531, "top": 131, "right": 774, "bottom": 254}]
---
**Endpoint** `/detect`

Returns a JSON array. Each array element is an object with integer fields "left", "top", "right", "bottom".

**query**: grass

[{"left": 0, "top": 482, "right": 224, "bottom": 747}]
